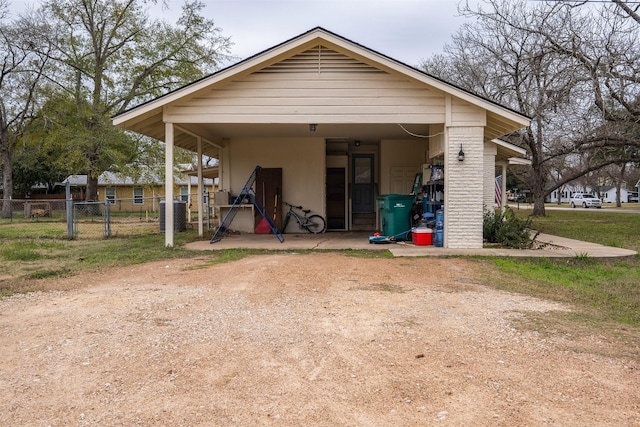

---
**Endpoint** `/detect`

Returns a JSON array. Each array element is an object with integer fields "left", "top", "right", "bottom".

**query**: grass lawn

[
  {"left": 527, "top": 208, "right": 640, "bottom": 252},
  {"left": 0, "top": 224, "right": 206, "bottom": 297},
  {"left": 481, "top": 209, "right": 640, "bottom": 329}
]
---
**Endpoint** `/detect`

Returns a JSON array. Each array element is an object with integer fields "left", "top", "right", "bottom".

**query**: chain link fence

[{"left": 0, "top": 194, "right": 216, "bottom": 240}]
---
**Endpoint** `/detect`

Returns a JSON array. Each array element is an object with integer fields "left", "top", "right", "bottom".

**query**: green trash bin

[{"left": 377, "top": 194, "right": 415, "bottom": 240}]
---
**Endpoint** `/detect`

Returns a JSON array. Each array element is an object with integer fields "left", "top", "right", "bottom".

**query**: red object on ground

[
  {"left": 412, "top": 228, "right": 433, "bottom": 245},
  {"left": 255, "top": 218, "right": 271, "bottom": 234}
]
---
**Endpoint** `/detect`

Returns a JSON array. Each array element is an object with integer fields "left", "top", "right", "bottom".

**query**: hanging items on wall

[{"left": 430, "top": 165, "right": 444, "bottom": 181}]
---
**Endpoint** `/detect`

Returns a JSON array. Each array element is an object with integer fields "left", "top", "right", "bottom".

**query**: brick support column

[{"left": 444, "top": 126, "right": 484, "bottom": 249}]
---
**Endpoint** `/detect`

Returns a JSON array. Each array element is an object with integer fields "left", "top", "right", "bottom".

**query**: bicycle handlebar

[{"left": 284, "top": 202, "right": 303, "bottom": 210}]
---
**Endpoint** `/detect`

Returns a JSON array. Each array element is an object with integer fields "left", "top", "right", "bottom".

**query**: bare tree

[
  {"left": 423, "top": 0, "right": 583, "bottom": 215},
  {"left": 0, "top": 4, "right": 52, "bottom": 218},
  {"left": 421, "top": 0, "right": 640, "bottom": 215},
  {"left": 612, "top": 0, "right": 640, "bottom": 24},
  {"left": 34, "top": 0, "right": 232, "bottom": 202}
]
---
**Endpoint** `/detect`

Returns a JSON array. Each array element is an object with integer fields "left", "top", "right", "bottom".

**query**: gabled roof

[{"left": 113, "top": 27, "right": 530, "bottom": 155}]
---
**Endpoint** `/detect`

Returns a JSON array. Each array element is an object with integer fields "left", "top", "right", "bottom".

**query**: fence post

[
  {"left": 66, "top": 182, "right": 74, "bottom": 239},
  {"left": 104, "top": 200, "right": 111, "bottom": 238}
]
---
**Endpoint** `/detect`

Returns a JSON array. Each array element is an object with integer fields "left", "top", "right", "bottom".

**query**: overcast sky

[
  {"left": 10, "top": 0, "right": 468, "bottom": 66},
  {"left": 156, "top": 0, "right": 468, "bottom": 67}
]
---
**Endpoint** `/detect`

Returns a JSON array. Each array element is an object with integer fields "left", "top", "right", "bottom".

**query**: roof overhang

[
  {"left": 506, "top": 157, "right": 532, "bottom": 166},
  {"left": 113, "top": 27, "right": 531, "bottom": 156},
  {"left": 182, "top": 166, "right": 219, "bottom": 180},
  {"left": 493, "top": 138, "right": 531, "bottom": 166}
]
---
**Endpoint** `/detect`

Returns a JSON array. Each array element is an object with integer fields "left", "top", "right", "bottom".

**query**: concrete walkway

[{"left": 185, "top": 231, "right": 637, "bottom": 258}]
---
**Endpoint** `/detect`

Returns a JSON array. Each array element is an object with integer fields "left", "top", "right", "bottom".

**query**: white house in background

[
  {"left": 112, "top": 27, "right": 530, "bottom": 248},
  {"left": 547, "top": 183, "right": 635, "bottom": 203},
  {"left": 598, "top": 186, "right": 631, "bottom": 204}
]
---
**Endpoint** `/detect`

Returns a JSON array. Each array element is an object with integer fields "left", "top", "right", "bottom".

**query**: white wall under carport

[
  {"left": 220, "top": 137, "right": 326, "bottom": 232},
  {"left": 220, "top": 136, "right": 430, "bottom": 233}
]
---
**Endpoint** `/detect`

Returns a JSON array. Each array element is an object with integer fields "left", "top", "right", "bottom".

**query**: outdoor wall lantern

[
  {"left": 458, "top": 144, "right": 465, "bottom": 162},
  {"left": 309, "top": 124, "right": 317, "bottom": 132}
]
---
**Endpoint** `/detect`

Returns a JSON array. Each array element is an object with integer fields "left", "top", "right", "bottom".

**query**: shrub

[{"left": 483, "top": 207, "right": 537, "bottom": 249}]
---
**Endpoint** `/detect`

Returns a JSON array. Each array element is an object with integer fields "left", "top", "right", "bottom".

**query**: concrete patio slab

[{"left": 184, "top": 231, "right": 637, "bottom": 258}]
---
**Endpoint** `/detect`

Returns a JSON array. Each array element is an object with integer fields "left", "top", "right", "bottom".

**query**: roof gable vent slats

[{"left": 256, "top": 45, "right": 386, "bottom": 74}]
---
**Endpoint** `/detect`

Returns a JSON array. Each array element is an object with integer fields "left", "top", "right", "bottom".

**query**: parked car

[
  {"left": 569, "top": 193, "right": 602, "bottom": 208},
  {"left": 507, "top": 193, "right": 526, "bottom": 202}
]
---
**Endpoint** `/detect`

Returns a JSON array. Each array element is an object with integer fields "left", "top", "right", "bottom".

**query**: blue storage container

[
  {"left": 434, "top": 229, "right": 444, "bottom": 247},
  {"left": 434, "top": 209, "right": 444, "bottom": 247}
]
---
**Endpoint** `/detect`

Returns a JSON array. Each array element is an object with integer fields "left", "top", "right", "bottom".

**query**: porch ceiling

[
  {"left": 147, "top": 119, "right": 518, "bottom": 160},
  {"left": 171, "top": 122, "right": 432, "bottom": 158},
  {"left": 187, "top": 122, "right": 429, "bottom": 140}
]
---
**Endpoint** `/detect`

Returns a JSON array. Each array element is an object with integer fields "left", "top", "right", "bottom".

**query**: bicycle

[{"left": 282, "top": 202, "right": 326, "bottom": 234}]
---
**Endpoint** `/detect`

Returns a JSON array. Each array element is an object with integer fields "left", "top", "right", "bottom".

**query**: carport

[{"left": 113, "top": 27, "right": 530, "bottom": 248}]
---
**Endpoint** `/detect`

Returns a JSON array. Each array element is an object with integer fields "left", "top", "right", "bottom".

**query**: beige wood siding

[
  {"left": 164, "top": 46, "right": 446, "bottom": 124},
  {"left": 450, "top": 97, "right": 486, "bottom": 126},
  {"left": 428, "top": 123, "right": 445, "bottom": 159}
]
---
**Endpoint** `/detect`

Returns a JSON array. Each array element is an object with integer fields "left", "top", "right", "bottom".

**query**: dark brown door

[
  {"left": 254, "top": 168, "right": 282, "bottom": 230},
  {"left": 326, "top": 167, "right": 346, "bottom": 230}
]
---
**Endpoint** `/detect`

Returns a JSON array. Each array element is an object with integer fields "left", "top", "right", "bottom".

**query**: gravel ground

[{"left": 0, "top": 253, "right": 638, "bottom": 426}]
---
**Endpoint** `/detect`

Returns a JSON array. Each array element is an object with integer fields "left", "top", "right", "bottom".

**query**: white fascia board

[
  {"left": 492, "top": 138, "right": 528, "bottom": 156},
  {"left": 508, "top": 157, "right": 532, "bottom": 166}
]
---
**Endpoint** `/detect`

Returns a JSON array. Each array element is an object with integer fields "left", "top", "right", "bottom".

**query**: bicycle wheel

[
  {"left": 304, "top": 214, "right": 326, "bottom": 234},
  {"left": 283, "top": 213, "right": 291, "bottom": 232}
]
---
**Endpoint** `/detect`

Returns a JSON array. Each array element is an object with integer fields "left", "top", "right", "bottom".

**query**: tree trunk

[
  {"left": 616, "top": 164, "right": 626, "bottom": 208},
  {"left": 1, "top": 130, "right": 14, "bottom": 218},
  {"left": 532, "top": 196, "right": 546, "bottom": 216},
  {"left": 529, "top": 147, "right": 547, "bottom": 216},
  {"left": 1, "top": 147, "right": 13, "bottom": 219},
  {"left": 83, "top": 171, "right": 101, "bottom": 216},
  {"left": 86, "top": 171, "right": 98, "bottom": 202}
]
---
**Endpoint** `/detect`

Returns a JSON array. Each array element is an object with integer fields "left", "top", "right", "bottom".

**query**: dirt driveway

[{"left": 1, "top": 253, "right": 638, "bottom": 426}]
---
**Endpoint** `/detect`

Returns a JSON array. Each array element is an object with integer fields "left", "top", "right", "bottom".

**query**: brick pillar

[{"left": 444, "top": 126, "right": 484, "bottom": 249}]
